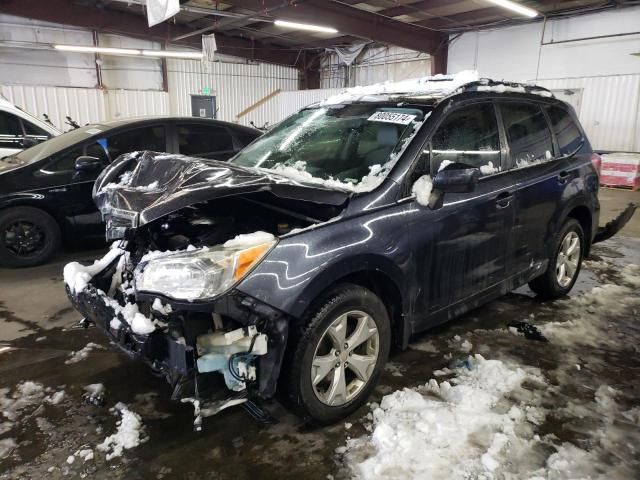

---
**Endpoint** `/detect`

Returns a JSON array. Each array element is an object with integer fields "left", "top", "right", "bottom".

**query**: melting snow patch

[
  {"left": 151, "top": 298, "right": 172, "bottom": 315},
  {"left": 65, "top": 342, "right": 105, "bottom": 365},
  {"left": 63, "top": 245, "right": 124, "bottom": 294},
  {"left": 412, "top": 175, "right": 433, "bottom": 206},
  {"left": 97, "top": 402, "right": 145, "bottom": 460},
  {"left": 0, "top": 438, "right": 17, "bottom": 459},
  {"left": 341, "top": 355, "right": 547, "bottom": 479},
  {"left": 223, "top": 231, "right": 275, "bottom": 249}
]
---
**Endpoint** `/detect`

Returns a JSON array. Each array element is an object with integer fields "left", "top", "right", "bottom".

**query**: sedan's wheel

[
  {"left": 311, "top": 310, "right": 380, "bottom": 406},
  {"left": 0, "top": 207, "right": 61, "bottom": 268},
  {"left": 529, "top": 218, "right": 584, "bottom": 299},
  {"left": 281, "top": 283, "right": 391, "bottom": 424}
]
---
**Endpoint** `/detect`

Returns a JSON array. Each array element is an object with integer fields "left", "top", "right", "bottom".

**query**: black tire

[
  {"left": 280, "top": 283, "right": 391, "bottom": 425},
  {"left": 0, "top": 206, "right": 61, "bottom": 268},
  {"left": 529, "top": 218, "right": 584, "bottom": 299}
]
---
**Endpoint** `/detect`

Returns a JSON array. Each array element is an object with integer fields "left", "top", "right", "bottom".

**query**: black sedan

[{"left": 0, "top": 117, "right": 261, "bottom": 267}]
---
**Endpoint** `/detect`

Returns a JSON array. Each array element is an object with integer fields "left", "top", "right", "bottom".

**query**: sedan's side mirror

[
  {"left": 75, "top": 156, "right": 104, "bottom": 172},
  {"left": 433, "top": 167, "right": 480, "bottom": 194}
]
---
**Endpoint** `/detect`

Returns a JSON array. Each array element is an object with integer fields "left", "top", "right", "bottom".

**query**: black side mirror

[
  {"left": 433, "top": 167, "right": 480, "bottom": 194},
  {"left": 21, "top": 137, "right": 38, "bottom": 149},
  {"left": 75, "top": 156, "right": 104, "bottom": 172}
]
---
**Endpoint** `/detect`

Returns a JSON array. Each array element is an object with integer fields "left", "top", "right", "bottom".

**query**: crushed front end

[{"left": 64, "top": 151, "right": 349, "bottom": 426}]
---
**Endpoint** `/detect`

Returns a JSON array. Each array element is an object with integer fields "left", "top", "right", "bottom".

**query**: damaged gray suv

[{"left": 65, "top": 73, "right": 635, "bottom": 426}]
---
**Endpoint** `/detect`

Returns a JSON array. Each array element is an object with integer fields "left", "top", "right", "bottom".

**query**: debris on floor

[{"left": 507, "top": 320, "right": 548, "bottom": 342}]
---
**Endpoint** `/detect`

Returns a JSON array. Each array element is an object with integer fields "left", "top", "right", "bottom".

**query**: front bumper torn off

[{"left": 65, "top": 261, "right": 290, "bottom": 402}]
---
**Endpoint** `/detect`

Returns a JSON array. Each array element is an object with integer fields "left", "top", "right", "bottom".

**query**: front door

[{"left": 410, "top": 101, "right": 515, "bottom": 318}]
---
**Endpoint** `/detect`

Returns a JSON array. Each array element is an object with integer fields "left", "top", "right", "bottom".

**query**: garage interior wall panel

[
  {"left": 447, "top": 5, "right": 640, "bottom": 152},
  {"left": 105, "top": 89, "right": 169, "bottom": 121},
  {"left": 167, "top": 58, "right": 299, "bottom": 127},
  {"left": 320, "top": 46, "right": 432, "bottom": 89},
  {"left": 0, "top": 84, "right": 106, "bottom": 131}
]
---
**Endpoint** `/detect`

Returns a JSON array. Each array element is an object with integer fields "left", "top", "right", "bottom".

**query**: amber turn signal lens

[{"left": 233, "top": 243, "right": 271, "bottom": 281}]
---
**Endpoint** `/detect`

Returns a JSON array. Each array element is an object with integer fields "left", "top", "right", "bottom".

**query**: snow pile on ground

[
  {"left": 342, "top": 355, "right": 546, "bottom": 479},
  {"left": 411, "top": 175, "right": 433, "bottom": 206},
  {"left": 223, "top": 231, "right": 276, "bottom": 249},
  {"left": 65, "top": 342, "right": 105, "bottom": 365},
  {"left": 63, "top": 244, "right": 124, "bottom": 293},
  {"left": 320, "top": 71, "right": 479, "bottom": 105},
  {"left": 1, "top": 381, "right": 45, "bottom": 421},
  {"left": 97, "top": 403, "right": 146, "bottom": 460},
  {"left": 0, "top": 438, "right": 17, "bottom": 459}
]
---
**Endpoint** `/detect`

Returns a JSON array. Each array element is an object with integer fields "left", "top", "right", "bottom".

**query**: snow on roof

[{"left": 320, "top": 70, "right": 480, "bottom": 105}]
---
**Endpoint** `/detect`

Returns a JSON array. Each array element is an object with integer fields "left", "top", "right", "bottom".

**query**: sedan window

[
  {"left": 430, "top": 103, "right": 501, "bottom": 175},
  {"left": 177, "top": 124, "right": 234, "bottom": 157},
  {"left": 500, "top": 103, "right": 554, "bottom": 167},
  {"left": 0, "top": 112, "right": 23, "bottom": 148}
]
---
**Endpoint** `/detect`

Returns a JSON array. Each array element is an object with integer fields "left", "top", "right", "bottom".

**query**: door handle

[
  {"left": 495, "top": 191, "right": 513, "bottom": 209},
  {"left": 558, "top": 171, "right": 570, "bottom": 185}
]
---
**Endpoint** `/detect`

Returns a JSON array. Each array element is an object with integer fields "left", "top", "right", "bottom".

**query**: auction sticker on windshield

[{"left": 367, "top": 111, "right": 416, "bottom": 125}]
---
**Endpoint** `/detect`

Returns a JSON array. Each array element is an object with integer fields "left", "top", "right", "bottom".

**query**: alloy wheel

[
  {"left": 3, "top": 221, "right": 46, "bottom": 256},
  {"left": 311, "top": 310, "right": 379, "bottom": 406},
  {"left": 556, "top": 231, "right": 581, "bottom": 287}
]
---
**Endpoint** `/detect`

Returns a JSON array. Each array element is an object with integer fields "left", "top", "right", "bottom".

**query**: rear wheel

[
  {"left": 0, "top": 207, "right": 61, "bottom": 268},
  {"left": 281, "top": 284, "right": 391, "bottom": 424},
  {"left": 529, "top": 218, "right": 584, "bottom": 299}
]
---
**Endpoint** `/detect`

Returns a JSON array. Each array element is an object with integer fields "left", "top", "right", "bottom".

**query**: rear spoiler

[{"left": 593, "top": 203, "right": 637, "bottom": 244}]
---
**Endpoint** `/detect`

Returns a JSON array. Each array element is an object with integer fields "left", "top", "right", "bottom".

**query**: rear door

[
  {"left": 499, "top": 101, "right": 579, "bottom": 277},
  {"left": 411, "top": 100, "right": 515, "bottom": 317},
  {"left": 175, "top": 122, "right": 237, "bottom": 160}
]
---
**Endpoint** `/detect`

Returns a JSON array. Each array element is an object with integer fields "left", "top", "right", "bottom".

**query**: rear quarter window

[
  {"left": 500, "top": 103, "right": 554, "bottom": 168},
  {"left": 546, "top": 105, "right": 583, "bottom": 156}
]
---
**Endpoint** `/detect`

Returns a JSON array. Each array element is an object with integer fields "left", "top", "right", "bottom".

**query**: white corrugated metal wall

[
  {"left": 167, "top": 59, "right": 299, "bottom": 127},
  {"left": 535, "top": 75, "right": 640, "bottom": 152},
  {"left": 448, "top": 6, "right": 640, "bottom": 152}
]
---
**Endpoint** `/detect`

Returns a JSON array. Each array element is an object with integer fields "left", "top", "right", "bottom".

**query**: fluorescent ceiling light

[
  {"left": 54, "top": 44, "right": 203, "bottom": 59},
  {"left": 54, "top": 45, "right": 141, "bottom": 55},
  {"left": 485, "top": 0, "right": 538, "bottom": 18},
  {"left": 274, "top": 19, "right": 338, "bottom": 34},
  {"left": 142, "top": 50, "right": 203, "bottom": 59}
]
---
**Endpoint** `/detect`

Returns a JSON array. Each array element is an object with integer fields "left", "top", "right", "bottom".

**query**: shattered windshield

[{"left": 230, "top": 103, "right": 429, "bottom": 191}]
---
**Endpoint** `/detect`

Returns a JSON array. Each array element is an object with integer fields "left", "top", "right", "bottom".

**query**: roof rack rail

[{"left": 458, "top": 78, "right": 554, "bottom": 98}]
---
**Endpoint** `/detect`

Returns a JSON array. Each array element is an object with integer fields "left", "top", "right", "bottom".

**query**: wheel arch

[
  {"left": 566, "top": 204, "right": 593, "bottom": 255},
  {"left": 292, "top": 255, "right": 409, "bottom": 350},
  {"left": 0, "top": 196, "right": 70, "bottom": 239}
]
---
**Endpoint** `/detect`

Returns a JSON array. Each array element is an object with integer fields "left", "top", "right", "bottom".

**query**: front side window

[
  {"left": 22, "top": 120, "right": 50, "bottom": 139},
  {"left": 231, "top": 104, "right": 428, "bottom": 191},
  {"left": 546, "top": 105, "right": 583, "bottom": 156},
  {"left": 500, "top": 103, "right": 554, "bottom": 167},
  {"left": 177, "top": 124, "right": 234, "bottom": 157}
]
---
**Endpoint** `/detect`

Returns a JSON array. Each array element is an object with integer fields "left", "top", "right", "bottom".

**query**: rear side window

[
  {"left": 430, "top": 103, "right": 501, "bottom": 175},
  {"left": 22, "top": 120, "right": 50, "bottom": 138},
  {"left": 177, "top": 124, "right": 234, "bottom": 157},
  {"left": 546, "top": 106, "right": 583, "bottom": 156},
  {"left": 0, "top": 112, "right": 22, "bottom": 137},
  {"left": 500, "top": 103, "right": 553, "bottom": 167}
]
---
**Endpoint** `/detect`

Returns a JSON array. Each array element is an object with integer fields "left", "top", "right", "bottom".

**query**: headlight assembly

[{"left": 135, "top": 240, "right": 276, "bottom": 301}]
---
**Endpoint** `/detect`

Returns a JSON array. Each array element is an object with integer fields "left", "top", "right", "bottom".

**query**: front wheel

[
  {"left": 529, "top": 218, "right": 584, "bottom": 299},
  {"left": 281, "top": 284, "right": 391, "bottom": 424}
]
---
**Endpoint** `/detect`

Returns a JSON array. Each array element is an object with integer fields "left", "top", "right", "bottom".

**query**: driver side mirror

[
  {"left": 74, "top": 156, "right": 104, "bottom": 173},
  {"left": 433, "top": 166, "right": 480, "bottom": 194}
]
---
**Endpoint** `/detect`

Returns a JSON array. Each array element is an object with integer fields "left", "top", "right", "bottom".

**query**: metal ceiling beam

[
  {"left": 377, "top": 0, "right": 468, "bottom": 19},
  {"left": 0, "top": 0, "right": 302, "bottom": 66},
  {"left": 222, "top": 0, "right": 446, "bottom": 54}
]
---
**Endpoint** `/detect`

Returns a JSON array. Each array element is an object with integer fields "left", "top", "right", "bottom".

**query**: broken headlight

[{"left": 135, "top": 241, "right": 276, "bottom": 301}]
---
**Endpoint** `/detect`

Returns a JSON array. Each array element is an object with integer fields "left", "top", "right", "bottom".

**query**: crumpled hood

[{"left": 94, "top": 151, "right": 351, "bottom": 228}]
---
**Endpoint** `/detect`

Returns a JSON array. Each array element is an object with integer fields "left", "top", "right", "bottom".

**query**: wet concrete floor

[{"left": 0, "top": 188, "right": 638, "bottom": 479}]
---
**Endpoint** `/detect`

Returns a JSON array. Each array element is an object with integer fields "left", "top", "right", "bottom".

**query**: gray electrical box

[{"left": 191, "top": 95, "right": 216, "bottom": 119}]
